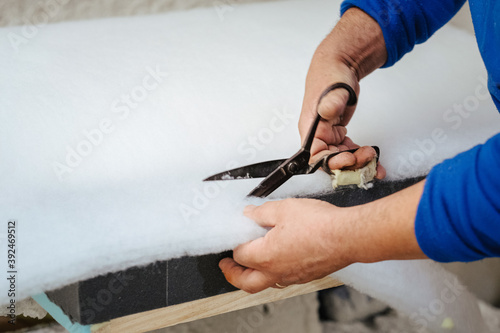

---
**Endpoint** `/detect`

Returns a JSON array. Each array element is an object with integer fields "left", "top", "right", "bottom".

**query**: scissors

[{"left": 204, "top": 82, "right": 379, "bottom": 197}]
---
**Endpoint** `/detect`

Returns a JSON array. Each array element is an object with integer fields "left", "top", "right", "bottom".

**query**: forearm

[
  {"left": 310, "top": 7, "right": 387, "bottom": 83},
  {"left": 342, "top": 180, "right": 427, "bottom": 264},
  {"left": 299, "top": 7, "right": 388, "bottom": 156}
]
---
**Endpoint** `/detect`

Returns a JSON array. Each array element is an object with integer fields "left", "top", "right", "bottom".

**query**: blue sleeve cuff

[
  {"left": 415, "top": 133, "right": 500, "bottom": 262},
  {"left": 341, "top": 0, "right": 466, "bottom": 68}
]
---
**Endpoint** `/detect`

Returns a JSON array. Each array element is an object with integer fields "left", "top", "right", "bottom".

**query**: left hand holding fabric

[
  {"left": 219, "top": 199, "right": 354, "bottom": 294},
  {"left": 219, "top": 180, "right": 428, "bottom": 294}
]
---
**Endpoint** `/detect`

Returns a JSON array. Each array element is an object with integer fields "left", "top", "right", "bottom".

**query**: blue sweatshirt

[{"left": 341, "top": 0, "right": 500, "bottom": 262}]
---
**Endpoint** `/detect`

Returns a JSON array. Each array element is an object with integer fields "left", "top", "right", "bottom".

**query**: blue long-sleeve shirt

[{"left": 341, "top": 0, "right": 500, "bottom": 262}]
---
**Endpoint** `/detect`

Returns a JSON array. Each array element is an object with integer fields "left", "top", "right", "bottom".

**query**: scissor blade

[
  {"left": 203, "top": 159, "right": 287, "bottom": 181},
  {"left": 247, "top": 165, "right": 293, "bottom": 198}
]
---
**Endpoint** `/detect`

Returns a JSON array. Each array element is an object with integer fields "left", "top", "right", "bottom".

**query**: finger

[
  {"left": 243, "top": 201, "right": 281, "bottom": 228},
  {"left": 310, "top": 129, "right": 353, "bottom": 162},
  {"left": 376, "top": 162, "right": 387, "bottom": 179},
  {"left": 317, "top": 89, "right": 349, "bottom": 123},
  {"left": 310, "top": 138, "right": 332, "bottom": 162},
  {"left": 339, "top": 136, "right": 359, "bottom": 149},
  {"left": 339, "top": 104, "right": 356, "bottom": 126},
  {"left": 335, "top": 144, "right": 351, "bottom": 152},
  {"left": 314, "top": 124, "right": 347, "bottom": 148},
  {"left": 298, "top": 98, "right": 350, "bottom": 144},
  {"left": 309, "top": 128, "right": 346, "bottom": 159},
  {"left": 219, "top": 258, "right": 271, "bottom": 294},
  {"left": 311, "top": 147, "right": 337, "bottom": 166},
  {"left": 244, "top": 205, "right": 275, "bottom": 228},
  {"left": 310, "top": 138, "right": 329, "bottom": 159},
  {"left": 344, "top": 146, "right": 378, "bottom": 170},
  {"left": 232, "top": 237, "right": 268, "bottom": 269},
  {"left": 312, "top": 148, "right": 341, "bottom": 169},
  {"left": 328, "top": 145, "right": 380, "bottom": 171},
  {"left": 327, "top": 151, "right": 356, "bottom": 170},
  {"left": 327, "top": 145, "right": 341, "bottom": 152}
]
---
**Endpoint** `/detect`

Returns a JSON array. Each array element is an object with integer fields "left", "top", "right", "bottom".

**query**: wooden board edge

[{"left": 91, "top": 276, "right": 342, "bottom": 333}]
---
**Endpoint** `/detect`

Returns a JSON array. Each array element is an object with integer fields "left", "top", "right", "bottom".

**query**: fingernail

[{"left": 243, "top": 205, "right": 256, "bottom": 215}]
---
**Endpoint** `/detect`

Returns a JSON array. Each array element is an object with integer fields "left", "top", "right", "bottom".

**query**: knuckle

[
  {"left": 258, "top": 253, "right": 273, "bottom": 269},
  {"left": 227, "top": 262, "right": 244, "bottom": 277},
  {"left": 260, "top": 201, "right": 274, "bottom": 210}
]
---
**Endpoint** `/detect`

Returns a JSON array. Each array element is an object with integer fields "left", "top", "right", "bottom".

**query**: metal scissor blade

[
  {"left": 248, "top": 149, "right": 311, "bottom": 197},
  {"left": 203, "top": 159, "right": 287, "bottom": 181},
  {"left": 247, "top": 165, "right": 293, "bottom": 197}
]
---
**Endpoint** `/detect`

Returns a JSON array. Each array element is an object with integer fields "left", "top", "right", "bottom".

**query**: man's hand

[
  {"left": 218, "top": 8, "right": 428, "bottom": 294},
  {"left": 298, "top": 8, "right": 388, "bottom": 176},
  {"left": 219, "top": 199, "right": 353, "bottom": 293},
  {"left": 219, "top": 182, "right": 428, "bottom": 294}
]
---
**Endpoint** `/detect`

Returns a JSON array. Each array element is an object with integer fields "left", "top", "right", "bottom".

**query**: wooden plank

[{"left": 92, "top": 276, "right": 342, "bottom": 333}]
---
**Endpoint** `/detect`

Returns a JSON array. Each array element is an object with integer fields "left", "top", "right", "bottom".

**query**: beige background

[
  {"left": 0, "top": 0, "right": 474, "bottom": 34},
  {"left": 0, "top": 0, "right": 278, "bottom": 27}
]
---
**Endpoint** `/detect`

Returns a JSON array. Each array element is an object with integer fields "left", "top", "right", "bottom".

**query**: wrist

[
  {"left": 323, "top": 205, "right": 359, "bottom": 268},
  {"left": 342, "top": 181, "right": 427, "bottom": 264},
  {"left": 318, "top": 7, "right": 387, "bottom": 81}
]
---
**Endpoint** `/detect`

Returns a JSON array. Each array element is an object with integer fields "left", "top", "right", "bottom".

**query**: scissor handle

[
  {"left": 302, "top": 83, "right": 358, "bottom": 152},
  {"left": 309, "top": 146, "right": 380, "bottom": 175}
]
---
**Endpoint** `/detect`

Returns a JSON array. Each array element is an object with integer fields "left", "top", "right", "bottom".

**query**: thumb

[
  {"left": 317, "top": 88, "right": 350, "bottom": 124},
  {"left": 233, "top": 237, "right": 268, "bottom": 269},
  {"left": 219, "top": 257, "right": 271, "bottom": 293},
  {"left": 244, "top": 201, "right": 283, "bottom": 228}
]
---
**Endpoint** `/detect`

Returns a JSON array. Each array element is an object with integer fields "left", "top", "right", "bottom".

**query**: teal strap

[{"left": 32, "top": 293, "right": 91, "bottom": 333}]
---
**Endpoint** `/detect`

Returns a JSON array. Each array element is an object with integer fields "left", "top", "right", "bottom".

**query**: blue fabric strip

[
  {"left": 340, "top": 0, "right": 466, "bottom": 67},
  {"left": 32, "top": 293, "right": 91, "bottom": 333},
  {"left": 415, "top": 133, "right": 500, "bottom": 262}
]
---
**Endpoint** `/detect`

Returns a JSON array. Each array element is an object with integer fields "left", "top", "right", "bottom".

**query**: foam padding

[{"left": 47, "top": 177, "right": 422, "bottom": 325}]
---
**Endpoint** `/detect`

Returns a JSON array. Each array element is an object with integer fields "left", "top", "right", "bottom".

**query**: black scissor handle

[
  {"left": 309, "top": 146, "right": 380, "bottom": 175},
  {"left": 246, "top": 83, "right": 359, "bottom": 198},
  {"left": 302, "top": 83, "right": 358, "bottom": 153},
  {"left": 317, "top": 82, "right": 357, "bottom": 110}
]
